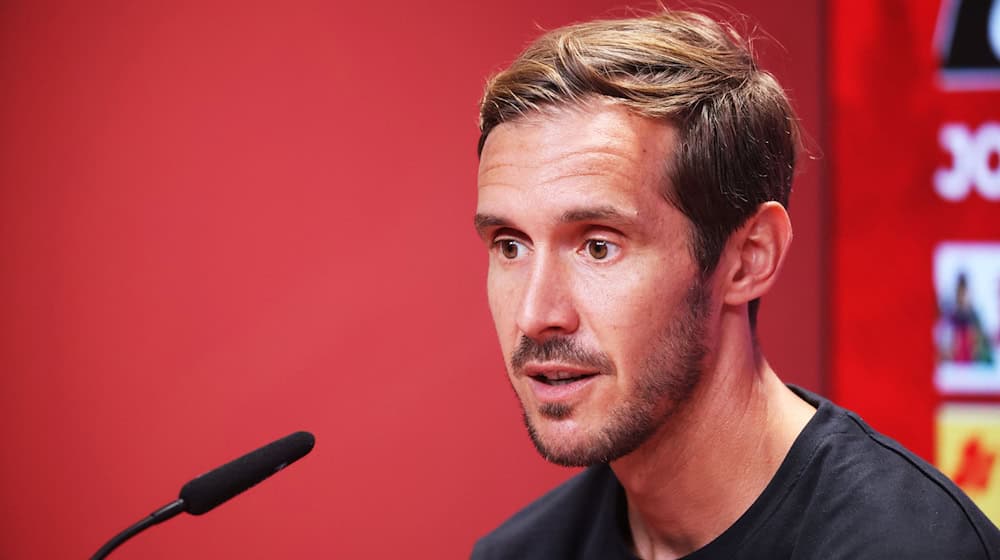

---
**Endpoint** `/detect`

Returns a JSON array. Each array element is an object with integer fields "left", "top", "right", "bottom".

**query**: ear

[{"left": 720, "top": 202, "right": 793, "bottom": 307}]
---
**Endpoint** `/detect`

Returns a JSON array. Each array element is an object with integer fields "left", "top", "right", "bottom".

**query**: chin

[
  {"left": 523, "top": 411, "right": 610, "bottom": 467},
  {"left": 522, "top": 392, "right": 669, "bottom": 467}
]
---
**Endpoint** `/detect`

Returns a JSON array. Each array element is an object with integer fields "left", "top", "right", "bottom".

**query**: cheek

[
  {"left": 486, "top": 264, "right": 520, "bottom": 335},
  {"left": 582, "top": 266, "right": 674, "bottom": 331},
  {"left": 579, "top": 264, "right": 688, "bottom": 374}
]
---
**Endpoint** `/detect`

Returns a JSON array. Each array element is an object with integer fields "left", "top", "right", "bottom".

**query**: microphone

[{"left": 91, "top": 431, "right": 315, "bottom": 560}]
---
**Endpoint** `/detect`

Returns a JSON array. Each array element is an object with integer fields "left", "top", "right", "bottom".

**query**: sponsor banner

[{"left": 830, "top": 0, "right": 1000, "bottom": 466}]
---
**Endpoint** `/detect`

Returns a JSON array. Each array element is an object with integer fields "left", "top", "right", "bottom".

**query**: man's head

[
  {"left": 479, "top": 11, "right": 799, "bottom": 327},
  {"left": 474, "top": 11, "right": 798, "bottom": 466}
]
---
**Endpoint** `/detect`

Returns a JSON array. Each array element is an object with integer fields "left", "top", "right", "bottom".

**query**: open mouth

[{"left": 530, "top": 372, "right": 598, "bottom": 386}]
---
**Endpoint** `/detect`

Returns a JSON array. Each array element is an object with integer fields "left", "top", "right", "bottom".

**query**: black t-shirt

[{"left": 471, "top": 387, "right": 1000, "bottom": 559}]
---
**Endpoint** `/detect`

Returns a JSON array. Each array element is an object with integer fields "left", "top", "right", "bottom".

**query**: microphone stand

[{"left": 91, "top": 499, "right": 185, "bottom": 560}]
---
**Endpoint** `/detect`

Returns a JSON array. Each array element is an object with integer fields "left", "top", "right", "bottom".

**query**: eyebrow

[
  {"left": 558, "top": 206, "right": 632, "bottom": 225},
  {"left": 473, "top": 213, "right": 508, "bottom": 238},
  {"left": 473, "top": 205, "right": 634, "bottom": 238}
]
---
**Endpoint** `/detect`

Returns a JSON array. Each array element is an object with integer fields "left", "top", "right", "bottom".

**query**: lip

[{"left": 520, "top": 363, "right": 602, "bottom": 404}]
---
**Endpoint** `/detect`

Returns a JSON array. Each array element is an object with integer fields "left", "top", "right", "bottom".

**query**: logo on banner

[
  {"left": 937, "top": 404, "right": 1000, "bottom": 524},
  {"left": 935, "top": 122, "right": 1000, "bottom": 201},
  {"left": 936, "top": 0, "right": 1000, "bottom": 89}
]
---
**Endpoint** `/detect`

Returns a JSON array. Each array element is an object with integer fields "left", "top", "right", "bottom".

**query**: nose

[{"left": 516, "top": 251, "right": 579, "bottom": 340}]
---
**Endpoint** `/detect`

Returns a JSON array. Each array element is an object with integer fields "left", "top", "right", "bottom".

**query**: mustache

[{"left": 509, "top": 336, "right": 614, "bottom": 373}]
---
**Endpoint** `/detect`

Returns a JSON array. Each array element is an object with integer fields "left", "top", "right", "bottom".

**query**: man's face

[{"left": 475, "top": 100, "right": 711, "bottom": 466}]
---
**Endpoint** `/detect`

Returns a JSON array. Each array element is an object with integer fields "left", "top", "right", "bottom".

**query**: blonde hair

[{"left": 478, "top": 10, "right": 800, "bottom": 326}]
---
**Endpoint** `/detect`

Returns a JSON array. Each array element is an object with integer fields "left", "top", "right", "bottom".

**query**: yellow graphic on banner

[{"left": 936, "top": 404, "right": 1000, "bottom": 524}]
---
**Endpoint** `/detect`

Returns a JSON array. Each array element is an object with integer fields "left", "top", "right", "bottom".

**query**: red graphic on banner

[{"left": 953, "top": 436, "right": 997, "bottom": 491}]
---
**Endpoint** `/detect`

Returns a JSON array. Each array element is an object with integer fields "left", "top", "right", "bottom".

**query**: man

[{"left": 470, "top": 9, "right": 1000, "bottom": 560}]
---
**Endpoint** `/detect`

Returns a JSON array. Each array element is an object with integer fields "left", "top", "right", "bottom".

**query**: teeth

[
  {"left": 548, "top": 371, "right": 584, "bottom": 380},
  {"left": 532, "top": 371, "right": 593, "bottom": 385}
]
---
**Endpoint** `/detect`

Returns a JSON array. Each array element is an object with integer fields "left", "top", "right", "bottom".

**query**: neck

[{"left": 610, "top": 311, "right": 815, "bottom": 560}]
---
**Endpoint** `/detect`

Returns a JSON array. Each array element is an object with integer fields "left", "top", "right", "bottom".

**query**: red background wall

[{"left": 0, "top": 2, "right": 823, "bottom": 558}]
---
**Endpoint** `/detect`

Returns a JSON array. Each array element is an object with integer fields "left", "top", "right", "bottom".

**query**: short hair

[{"left": 477, "top": 10, "right": 801, "bottom": 328}]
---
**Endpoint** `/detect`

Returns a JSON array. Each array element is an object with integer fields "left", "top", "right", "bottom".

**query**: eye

[
  {"left": 584, "top": 239, "right": 619, "bottom": 260},
  {"left": 496, "top": 239, "right": 526, "bottom": 260}
]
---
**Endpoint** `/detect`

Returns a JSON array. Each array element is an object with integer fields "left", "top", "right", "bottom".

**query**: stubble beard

[{"left": 515, "top": 282, "right": 710, "bottom": 467}]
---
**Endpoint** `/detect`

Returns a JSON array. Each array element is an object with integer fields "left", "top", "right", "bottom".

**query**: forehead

[
  {"left": 478, "top": 100, "right": 675, "bottom": 191},
  {"left": 476, "top": 100, "right": 676, "bottom": 218}
]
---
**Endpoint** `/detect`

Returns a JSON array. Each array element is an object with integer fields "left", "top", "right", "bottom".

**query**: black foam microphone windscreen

[{"left": 179, "top": 431, "right": 315, "bottom": 515}]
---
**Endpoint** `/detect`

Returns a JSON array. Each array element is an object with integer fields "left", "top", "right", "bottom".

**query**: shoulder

[
  {"left": 471, "top": 464, "right": 622, "bottom": 560},
  {"left": 786, "top": 387, "right": 1000, "bottom": 559}
]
